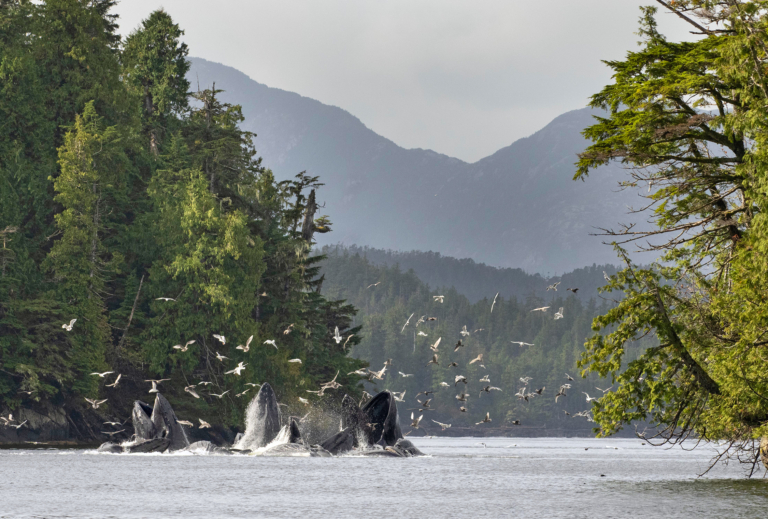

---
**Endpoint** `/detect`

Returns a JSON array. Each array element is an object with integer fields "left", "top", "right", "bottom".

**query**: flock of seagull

[
  {"left": 2, "top": 276, "right": 612, "bottom": 438},
  {"left": 345, "top": 280, "right": 603, "bottom": 433}
]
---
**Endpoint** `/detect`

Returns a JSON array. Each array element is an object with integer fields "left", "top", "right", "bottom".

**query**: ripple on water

[{"left": 0, "top": 437, "right": 765, "bottom": 519}]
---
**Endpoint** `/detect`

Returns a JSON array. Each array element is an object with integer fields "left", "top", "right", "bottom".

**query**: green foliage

[
  {"left": 577, "top": 2, "right": 768, "bottom": 470},
  {"left": 0, "top": 3, "right": 364, "bottom": 434}
]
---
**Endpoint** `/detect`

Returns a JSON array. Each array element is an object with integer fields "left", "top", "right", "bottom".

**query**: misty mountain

[{"left": 189, "top": 57, "right": 651, "bottom": 274}]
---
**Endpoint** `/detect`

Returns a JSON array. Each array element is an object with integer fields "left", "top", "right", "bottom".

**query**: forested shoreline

[{"left": 0, "top": 1, "right": 365, "bottom": 442}]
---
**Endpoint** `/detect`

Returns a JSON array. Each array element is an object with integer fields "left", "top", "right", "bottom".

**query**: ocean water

[{"left": 1, "top": 437, "right": 766, "bottom": 518}]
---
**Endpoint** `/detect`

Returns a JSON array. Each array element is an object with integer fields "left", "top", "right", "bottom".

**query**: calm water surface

[{"left": 1, "top": 437, "right": 766, "bottom": 518}]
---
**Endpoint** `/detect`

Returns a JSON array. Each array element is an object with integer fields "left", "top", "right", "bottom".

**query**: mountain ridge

[{"left": 188, "top": 57, "right": 651, "bottom": 274}]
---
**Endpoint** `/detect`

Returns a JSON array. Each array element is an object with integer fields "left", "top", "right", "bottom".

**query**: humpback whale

[
  {"left": 360, "top": 391, "right": 403, "bottom": 447},
  {"left": 233, "top": 382, "right": 281, "bottom": 450},
  {"left": 151, "top": 393, "right": 189, "bottom": 451},
  {"left": 132, "top": 401, "right": 156, "bottom": 441},
  {"left": 97, "top": 382, "right": 423, "bottom": 457}
]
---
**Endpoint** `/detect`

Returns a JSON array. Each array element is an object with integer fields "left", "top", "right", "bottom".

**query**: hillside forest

[
  {"left": 319, "top": 248, "right": 653, "bottom": 434},
  {"left": 0, "top": 1, "right": 366, "bottom": 439}
]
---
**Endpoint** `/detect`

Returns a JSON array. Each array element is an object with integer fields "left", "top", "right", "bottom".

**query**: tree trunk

[{"left": 760, "top": 436, "right": 768, "bottom": 470}]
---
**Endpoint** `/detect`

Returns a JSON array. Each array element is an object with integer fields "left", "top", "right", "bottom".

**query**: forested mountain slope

[
  {"left": 319, "top": 250, "right": 655, "bottom": 434},
  {"left": 320, "top": 245, "right": 619, "bottom": 304},
  {"left": 189, "top": 58, "right": 653, "bottom": 275}
]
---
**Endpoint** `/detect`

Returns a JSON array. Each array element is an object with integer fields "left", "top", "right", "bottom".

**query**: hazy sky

[{"left": 113, "top": 1, "right": 691, "bottom": 163}]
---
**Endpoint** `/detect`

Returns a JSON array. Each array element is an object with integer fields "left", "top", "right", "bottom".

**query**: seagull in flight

[
  {"left": 410, "top": 412, "right": 423, "bottom": 428},
  {"left": 366, "top": 282, "right": 381, "bottom": 289},
  {"left": 62, "top": 319, "right": 77, "bottom": 331},
  {"left": 583, "top": 392, "right": 598, "bottom": 402},
  {"left": 155, "top": 297, "right": 175, "bottom": 302},
  {"left": 90, "top": 371, "right": 114, "bottom": 378},
  {"left": 215, "top": 352, "right": 228, "bottom": 362},
  {"left": 439, "top": 381, "right": 450, "bottom": 388},
  {"left": 210, "top": 391, "right": 230, "bottom": 399},
  {"left": 298, "top": 397, "right": 309, "bottom": 405},
  {"left": 399, "top": 372, "right": 414, "bottom": 378},
  {"left": 184, "top": 385, "right": 201, "bottom": 399},
  {"left": 448, "top": 361, "right": 459, "bottom": 368},
  {"left": 460, "top": 325, "right": 470, "bottom": 337},
  {"left": 173, "top": 340, "right": 195, "bottom": 352},
  {"left": 177, "top": 420, "right": 194, "bottom": 427},
  {"left": 85, "top": 398, "right": 107, "bottom": 409},
  {"left": 476, "top": 412, "right": 492, "bottom": 425},
  {"left": 263, "top": 340, "right": 278, "bottom": 349},
  {"left": 596, "top": 386, "right": 613, "bottom": 394},
  {"left": 491, "top": 292, "right": 499, "bottom": 313},
  {"left": 283, "top": 324, "right": 295, "bottom": 335},
  {"left": 519, "top": 376, "right": 532, "bottom": 385},
  {"left": 417, "top": 331, "right": 428, "bottom": 337},
  {"left": 531, "top": 306, "right": 550, "bottom": 312},
  {"left": 432, "top": 420, "right": 451, "bottom": 431},
  {"left": 456, "top": 391, "right": 469, "bottom": 402},
  {"left": 455, "top": 375, "right": 468, "bottom": 386},
  {"left": 479, "top": 375, "right": 490, "bottom": 383},
  {"left": 288, "top": 358, "right": 302, "bottom": 364},
  {"left": 603, "top": 271, "right": 611, "bottom": 282},
  {"left": 566, "top": 288, "right": 579, "bottom": 293},
  {"left": 145, "top": 379, "right": 170, "bottom": 393},
  {"left": 426, "top": 354, "right": 439, "bottom": 367},
  {"left": 105, "top": 374, "right": 122, "bottom": 388},
  {"left": 101, "top": 429, "right": 125, "bottom": 437},
  {"left": 479, "top": 386, "right": 502, "bottom": 396},
  {"left": 433, "top": 295, "right": 444, "bottom": 303},
  {"left": 510, "top": 341, "right": 534, "bottom": 347},
  {"left": 236, "top": 335, "right": 254, "bottom": 352},
  {"left": 430, "top": 338, "right": 441, "bottom": 352},
  {"left": 454, "top": 340, "right": 464, "bottom": 352},
  {"left": 10, "top": 420, "right": 27, "bottom": 429},
  {"left": 199, "top": 418, "right": 212, "bottom": 429},
  {"left": 546, "top": 282, "right": 560, "bottom": 291},
  {"left": 401, "top": 312, "right": 415, "bottom": 333},
  {"left": 213, "top": 334, "right": 226, "bottom": 345},
  {"left": 554, "top": 307, "right": 564, "bottom": 320},
  {"left": 225, "top": 362, "right": 248, "bottom": 376},
  {"left": 393, "top": 390, "right": 406, "bottom": 402},
  {"left": 469, "top": 353, "right": 484, "bottom": 365},
  {"left": 565, "top": 373, "right": 574, "bottom": 381},
  {"left": 333, "top": 326, "right": 342, "bottom": 344}
]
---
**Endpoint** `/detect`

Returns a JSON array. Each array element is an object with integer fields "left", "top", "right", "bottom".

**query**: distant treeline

[
  {"left": 319, "top": 244, "right": 621, "bottom": 304},
  {"left": 319, "top": 248, "right": 656, "bottom": 432}
]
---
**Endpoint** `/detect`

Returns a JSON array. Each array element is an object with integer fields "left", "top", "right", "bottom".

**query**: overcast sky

[{"left": 113, "top": 1, "right": 692, "bottom": 163}]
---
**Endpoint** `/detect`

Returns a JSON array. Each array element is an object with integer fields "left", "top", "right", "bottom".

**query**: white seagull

[
  {"left": 90, "top": 371, "right": 114, "bottom": 378},
  {"left": 510, "top": 341, "right": 534, "bottom": 347},
  {"left": 173, "top": 340, "right": 195, "bottom": 352},
  {"left": 491, "top": 292, "right": 499, "bottom": 313},
  {"left": 554, "top": 307, "right": 564, "bottom": 320},
  {"left": 333, "top": 326, "right": 342, "bottom": 344},
  {"left": 236, "top": 335, "right": 254, "bottom": 352},
  {"left": 433, "top": 295, "right": 444, "bottom": 303},
  {"left": 225, "top": 362, "right": 248, "bottom": 376},
  {"left": 62, "top": 319, "right": 77, "bottom": 331},
  {"left": 401, "top": 312, "right": 415, "bottom": 333},
  {"left": 213, "top": 334, "right": 226, "bottom": 345},
  {"left": 85, "top": 398, "right": 107, "bottom": 409},
  {"left": 460, "top": 325, "right": 470, "bottom": 337},
  {"left": 530, "top": 306, "right": 550, "bottom": 312},
  {"left": 264, "top": 340, "right": 278, "bottom": 350}
]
